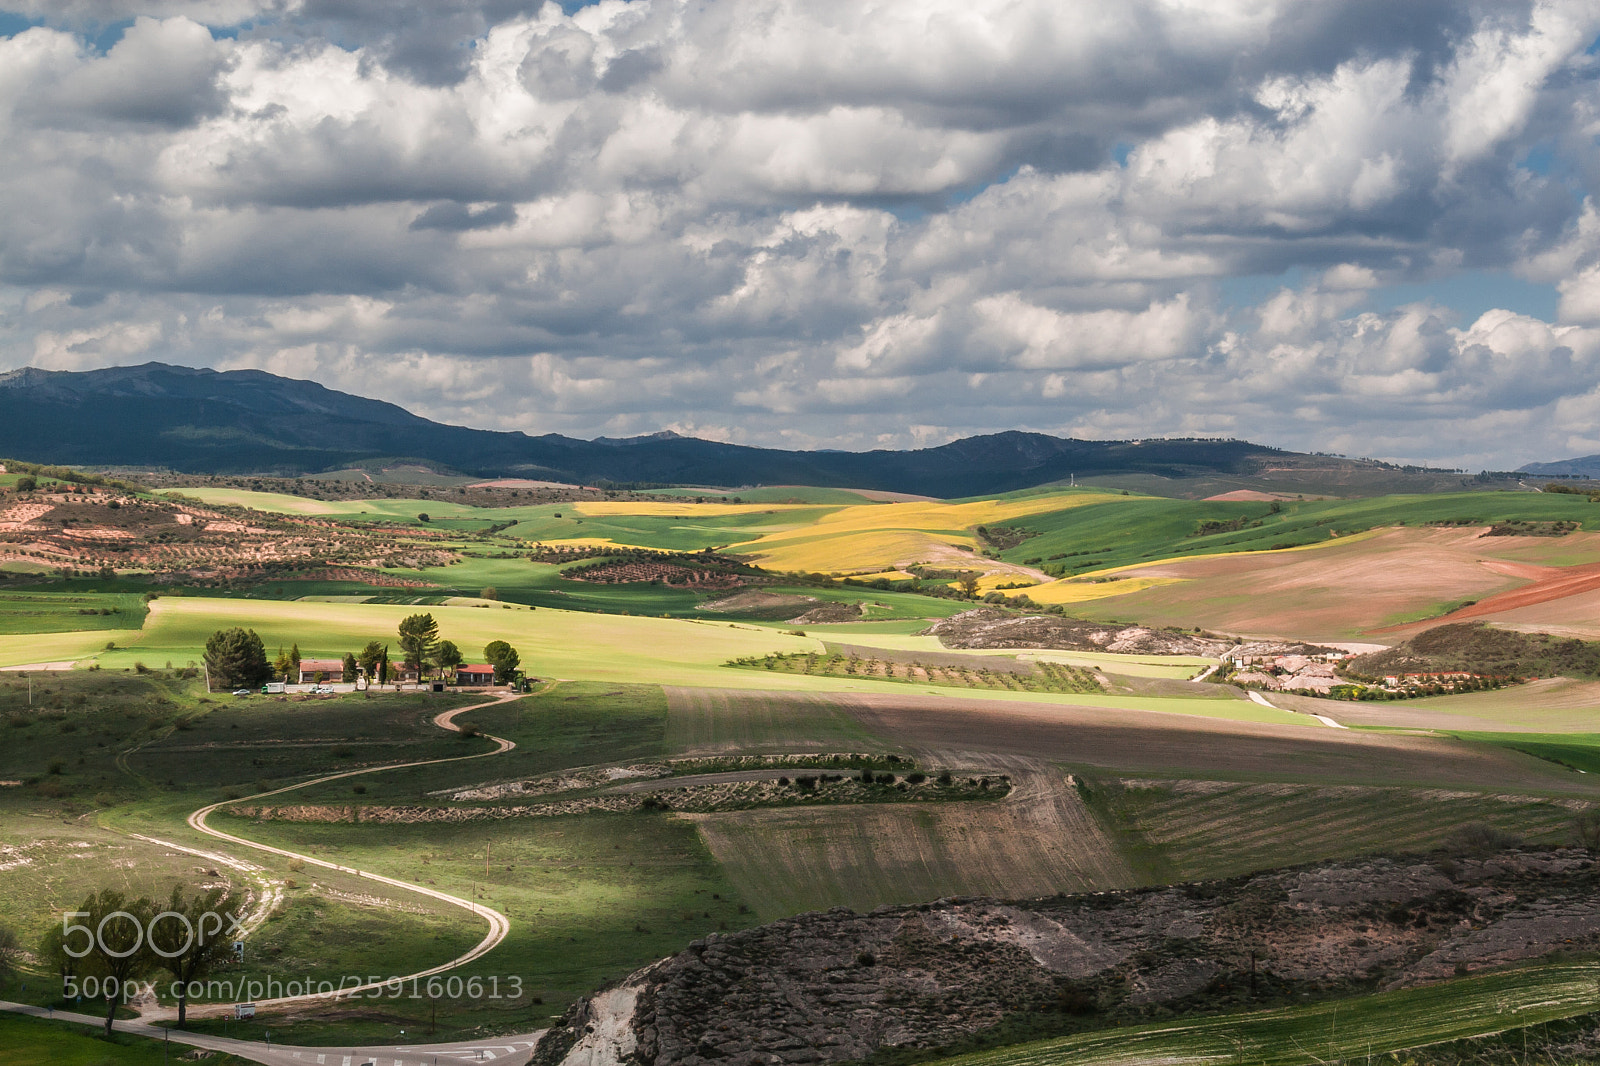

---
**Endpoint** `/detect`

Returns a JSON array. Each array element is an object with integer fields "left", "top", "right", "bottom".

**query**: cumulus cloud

[{"left": 0, "top": 0, "right": 1598, "bottom": 468}]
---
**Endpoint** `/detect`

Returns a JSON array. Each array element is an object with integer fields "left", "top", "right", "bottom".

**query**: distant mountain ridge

[
  {"left": 0, "top": 362, "right": 1294, "bottom": 496},
  {"left": 1518, "top": 455, "right": 1600, "bottom": 480}
]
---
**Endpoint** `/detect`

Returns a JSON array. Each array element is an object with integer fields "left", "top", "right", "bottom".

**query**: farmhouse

[
  {"left": 456, "top": 664, "right": 496, "bottom": 685},
  {"left": 297, "top": 659, "right": 344, "bottom": 683}
]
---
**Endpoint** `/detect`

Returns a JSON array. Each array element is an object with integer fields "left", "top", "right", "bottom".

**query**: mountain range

[{"left": 0, "top": 362, "right": 1341, "bottom": 497}]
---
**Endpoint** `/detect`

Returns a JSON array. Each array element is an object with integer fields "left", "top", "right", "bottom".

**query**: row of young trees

[{"left": 203, "top": 613, "right": 521, "bottom": 689}]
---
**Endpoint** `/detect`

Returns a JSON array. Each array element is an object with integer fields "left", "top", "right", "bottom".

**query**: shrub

[
  {"left": 1445, "top": 821, "right": 1521, "bottom": 856},
  {"left": 1573, "top": 810, "right": 1600, "bottom": 851}
]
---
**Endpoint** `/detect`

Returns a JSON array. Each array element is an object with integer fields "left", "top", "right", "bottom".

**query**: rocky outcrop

[{"left": 534, "top": 849, "right": 1600, "bottom": 1066}]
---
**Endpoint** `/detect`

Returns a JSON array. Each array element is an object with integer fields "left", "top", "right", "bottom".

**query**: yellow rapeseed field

[{"left": 733, "top": 493, "right": 1118, "bottom": 571}]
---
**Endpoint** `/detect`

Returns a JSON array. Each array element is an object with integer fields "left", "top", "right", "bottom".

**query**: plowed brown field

[
  {"left": 1073, "top": 527, "right": 1600, "bottom": 642},
  {"left": 844, "top": 692, "right": 1598, "bottom": 794}
]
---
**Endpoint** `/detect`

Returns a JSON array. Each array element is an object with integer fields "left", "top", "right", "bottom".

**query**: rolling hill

[{"left": 0, "top": 362, "right": 1343, "bottom": 496}]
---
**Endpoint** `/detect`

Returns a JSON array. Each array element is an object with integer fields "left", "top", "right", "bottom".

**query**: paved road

[
  {"left": 0, "top": 1001, "right": 542, "bottom": 1065},
  {"left": 168, "top": 694, "right": 525, "bottom": 1019}
]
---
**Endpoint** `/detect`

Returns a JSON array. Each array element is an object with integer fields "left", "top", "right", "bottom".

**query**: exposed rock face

[
  {"left": 923, "top": 610, "right": 1333, "bottom": 658},
  {"left": 533, "top": 850, "right": 1600, "bottom": 1066}
]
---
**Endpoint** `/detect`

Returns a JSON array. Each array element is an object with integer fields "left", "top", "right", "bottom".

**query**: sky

[{"left": 1, "top": 2, "right": 1599, "bottom": 469}]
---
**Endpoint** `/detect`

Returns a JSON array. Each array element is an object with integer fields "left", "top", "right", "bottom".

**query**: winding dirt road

[{"left": 167, "top": 692, "right": 527, "bottom": 1017}]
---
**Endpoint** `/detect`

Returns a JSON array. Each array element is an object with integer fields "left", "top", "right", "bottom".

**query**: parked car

[{"left": 232, "top": 688, "right": 251, "bottom": 697}]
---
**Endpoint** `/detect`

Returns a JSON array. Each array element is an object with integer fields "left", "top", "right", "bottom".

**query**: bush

[
  {"left": 1574, "top": 810, "right": 1600, "bottom": 851},
  {"left": 1445, "top": 821, "right": 1522, "bottom": 856}
]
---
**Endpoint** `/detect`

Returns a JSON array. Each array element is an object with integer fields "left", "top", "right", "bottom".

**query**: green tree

[
  {"left": 484, "top": 640, "right": 520, "bottom": 683},
  {"left": 150, "top": 885, "right": 236, "bottom": 1029},
  {"left": 957, "top": 573, "right": 980, "bottom": 598},
  {"left": 434, "top": 639, "right": 463, "bottom": 676},
  {"left": 273, "top": 646, "right": 293, "bottom": 682},
  {"left": 61, "top": 889, "right": 156, "bottom": 1036},
  {"left": 289, "top": 643, "right": 302, "bottom": 678},
  {"left": 14, "top": 475, "right": 36, "bottom": 492},
  {"left": 357, "top": 640, "right": 387, "bottom": 680},
  {"left": 397, "top": 613, "right": 439, "bottom": 679},
  {"left": 480, "top": 586, "right": 498, "bottom": 601},
  {"left": 203, "top": 628, "right": 271, "bottom": 689},
  {"left": 0, "top": 922, "right": 19, "bottom": 986},
  {"left": 341, "top": 652, "right": 358, "bottom": 683}
]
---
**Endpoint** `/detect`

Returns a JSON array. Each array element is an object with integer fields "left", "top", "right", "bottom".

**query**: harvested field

[
  {"left": 687, "top": 767, "right": 1132, "bottom": 918},
  {"left": 664, "top": 687, "right": 888, "bottom": 755},
  {"left": 1067, "top": 527, "right": 1548, "bottom": 641},
  {"left": 1099, "top": 778, "right": 1587, "bottom": 883},
  {"left": 844, "top": 692, "right": 1600, "bottom": 794}
]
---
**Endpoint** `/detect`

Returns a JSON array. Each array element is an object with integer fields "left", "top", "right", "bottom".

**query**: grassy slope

[
  {"left": 86, "top": 597, "right": 1300, "bottom": 723},
  {"left": 933, "top": 963, "right": 1600, "bottom": 1066},
  {"left": 996, "top": 491, "right": 1600, "bottom": 576},
  {"left": 0, "top": 1013, "right": 251, "bottom": 1066},
  {"left": 208, "top": 809, "right": 755, "bottom": 1036},
  {"left": 1088, "top": 776, "right": 1584, "bottom": 885}
]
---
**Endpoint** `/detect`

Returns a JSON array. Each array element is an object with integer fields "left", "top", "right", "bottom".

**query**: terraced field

[{"left": 689, "top": 768, "right": 1131, "bottom": 919}]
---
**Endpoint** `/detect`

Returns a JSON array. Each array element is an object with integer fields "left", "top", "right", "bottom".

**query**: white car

[{"left": 232, "top": 689, "right": 251, "bottom": 697}]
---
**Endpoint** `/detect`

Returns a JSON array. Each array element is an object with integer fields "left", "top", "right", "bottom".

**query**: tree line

[{"left": 203, "top": 613, "right": 521, "bottom": 689}]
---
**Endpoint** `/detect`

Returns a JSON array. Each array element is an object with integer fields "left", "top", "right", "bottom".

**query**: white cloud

[{"left": 0, "top": 0, "right": 1597, "bottom": 467}]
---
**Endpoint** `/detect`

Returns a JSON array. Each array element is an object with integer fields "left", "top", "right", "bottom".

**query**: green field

[
  {"left": 0, "top": 591, "right": 146, "bottom": 635},
  {"left": 203, "top": 808, "right": 757, "bottom": 1034},
  {"left": 77, "top": 596, "right": 1300, "bottom": 723},
  {"left": 987, "top": 490, "right": 1600, "bottom": 576},
  {"left": 1090, "top": 776, "right": 1585, "bottom": 884},
  {"left": 172, "top": 487, "right": 843, "bottom": 550},
  {"left": 932, "top": 963, "right": 1600, "bottom": 1066},
  {"left": 0, "top": 1013, "right": 251, "bottom": 1065},
  {"left": 664, "top": 687, "right": 889, "bottom": 755}
]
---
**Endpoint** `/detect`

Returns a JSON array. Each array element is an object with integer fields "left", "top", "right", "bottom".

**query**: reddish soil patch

[
  {"left": 1378, "top": 559, "right": 1600, "bottom": 636},
  {"left": 1075, "top": 527, "right": 1540, "bottom": 642}
]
